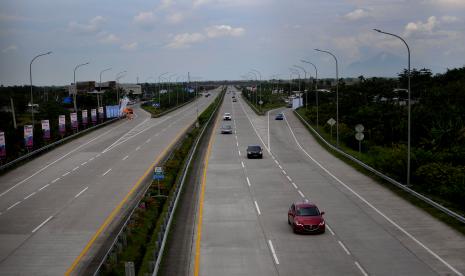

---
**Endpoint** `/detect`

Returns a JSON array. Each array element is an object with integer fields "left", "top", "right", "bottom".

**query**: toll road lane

[{"left": 0, "top": 88, "right": 221, "bottom": 275}]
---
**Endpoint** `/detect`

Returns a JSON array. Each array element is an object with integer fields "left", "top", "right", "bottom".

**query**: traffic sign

[
  {"left": 153, "top": 166, "right": 164, "bottom": 180},
  {"left": 355, "top": 124, "right": 364, "bottom": 133},
  {"left": 258, "top": 100, "right": 264, "bottom": 105},
  {"left": 155, "top": 167, "right": 163, "bottom": 173},
  {"left": 327, "top": 118, "right": 336, "bottom": 126},
  {"left": 355, "top": 132, "right": 364, "bottom": 141}
]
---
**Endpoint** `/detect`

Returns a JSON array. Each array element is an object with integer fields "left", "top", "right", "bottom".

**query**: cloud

[
  {"left": 121, "top": 42, "right": 138, "bottom": 51},
  {"left": 99, "top": 33, "right": 119, "bottom": 44},
  {"left": 441, "top": 15, "right": 460, "bottom": 23},
  {"left": 205, "top": 25, "right": 245, "bottom": 38},
  {"left": 2, "top": 45, "right": 17, "bottom": 53},
  {"left": 166, "top": 12, "right": 185, "bottom": 24},
  {"left": 343, "top": 8, "right": 371, "bottom": 21},
  {"left": 133, "top": 11, "right": 157, "bottom": 29},
  {"left": 423, "top": 0, "right": 465, "bottom": 9},
  {"left": 166, "top": 33, "right": 206, "bottom": 48},
  {"left": 0, "top": 14, "right": 29, "bottom": 22},
  {"left": 160, "top": 0, "right": 174, "bottom": 9},
  {"left": 68, "top": 16, "right": 105, "bottom": 35}
]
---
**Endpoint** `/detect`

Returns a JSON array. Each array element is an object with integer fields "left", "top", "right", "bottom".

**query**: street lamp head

[
  {"left": 373, "top": 28, "right": 382, "bottom": 33},
  {"left": 46, "top": 51, "right": 52, "bottom": 55}
]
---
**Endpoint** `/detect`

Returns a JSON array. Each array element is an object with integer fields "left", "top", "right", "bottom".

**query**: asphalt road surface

[
  {"left": 0, "top": 88, "right": 220, "bottom": 275},
  {"left": 194, "top": 86, "right": 465, "bottom": 276}
]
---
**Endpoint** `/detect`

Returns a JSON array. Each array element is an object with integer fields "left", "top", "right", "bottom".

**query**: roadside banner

[
  {"left": 105, "top": 105, "right": 120, "bottom": 118},
  {"left": 59, "top": 115, "right": 66, "bottom": 135},
  {"left": 24, "top": 125, "right": 33, "bottom": 149},
  {"left": 70, "top": 112, "right": 78, "bottom": 130},
  {"left": 91, "top": 109, "right": 97, "bottom": 124},
  {"left": 98, "top": 106, "right": 104, "bottom": 121},
  {"left": 0, "top": 131, "right": 6, "bottom": 158},
  {"left": 41, "top": 120, "right": 50, "bottom": 140},
  {"left": 82, "top": 110, "right": 88, "bottom": 126}
]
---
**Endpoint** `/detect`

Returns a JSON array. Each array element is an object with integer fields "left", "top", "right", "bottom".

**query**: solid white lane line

[
  {"left": 51, "top": 178, "right": 60, "bottom": 183},
  {"left": 283, "top": 115, "right": 463, "bottom": 276},
  {"left": 81, "top": 161, "right": 87, "bottom": 166},
  {"left": 338, "top": 241, "right": 351, "bottom": 255},
  {"left": 238, "top": 150, "right": 241, "bottom": 156},
  {"left": 72, "top": 166, "right": 79, "bottom": 171},
  {"left": 267, "top": 110, "right": 270, "bottom": 150},
  {"left": 62, "top": 172, "right": 70, "bottom": 177},
  {"left": 292, "top": 182, "right": 298, "bottom": 189},
  {"left": 74, "top": 187, "right": 89, "bottom": 198},
  {"left": 136, "top": 146, "right": 141, "bottom": 151},
  {"left": 278, "top": 165, "right": 283, "bottom": 169},
  {"left": 7, "top": 201, "right": 21, "bottom": 210},
  {"left": 355, "top": 261, "right": 369, "bottom": 276},
  {"left": 246, "top": 177, "right": 251, "bottom": 187},
  {"left": 282, "top": 170, "right": 287, "bottom": 175},
  {"left": 326, "top": 224, "right": 335, "bottom": 236},
  {"left": 24, "top": 192, "right": 36, "bottom": 200},
  {"left": 275, "top": 160, "right": 279, "bottom": 165},
  {"left": 286, "top": 176, "right": 292, "bottom": 182},
  {"left": 39, "top": 184, "right": 50, "bottom": 191},
  {"left": 102, "top": 168, "right": 112, "bottom": 176},
  {"left": 298, "top": 190, "right": 305, "bottom": 198},
  {"left": 241, "top": 161, "right": 245, "bottom": 168},
  {"left": 268, "top": 240, "right": 280, "bottom": 265},
  {"left": 122, "top": 155, "right": 129, "bottom": 160},
  {"left": 32, "top": 216, "right": 53, "bottom": 233},
  {"left": 254, "top": 201, "right": 261, "bottom": 215}
]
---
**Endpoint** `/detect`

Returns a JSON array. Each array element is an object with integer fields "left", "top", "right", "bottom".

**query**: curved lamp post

[
  {"left": 301, "top": 60, "right": 319, "bottom": 128},
  {"left": 73, "top": 61, "right": 90, "bottom": 112},
  {"left": 30, "top": 51, "right": 52, "bottom": 126}
]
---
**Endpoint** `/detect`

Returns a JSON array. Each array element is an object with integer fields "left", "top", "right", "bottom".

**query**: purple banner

[
  {"left": 24, "top": 125, "right": 33, "bottom": 148},
  {"left": 59, "top": 115, "right": 66, "bottom": 134},
  {"left": 98, "top": 107, "right": 104, "bottom": 121},
  {"left": 41, "top": 120, "right": 50, "bottom": 139},
  {"left": 91, "top": 109, "right": 97, "bottom": 124},
  {"left": 70, "top": 112, "right": 78, "bottom": 130},
  {"left": 0, "top": 131, "right": 5, "bottom": 158},
  {"left": 82, "top": 110, "right": 88, "bottom": 126}
]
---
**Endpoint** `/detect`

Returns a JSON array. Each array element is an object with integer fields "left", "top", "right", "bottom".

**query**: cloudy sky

[{"left": 0, "top": 0, "right": 464, "bottom": 85}]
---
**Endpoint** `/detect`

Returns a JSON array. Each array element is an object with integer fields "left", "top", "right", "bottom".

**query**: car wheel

[{"left": 288, "top": 217, "right": 291, "bottom": 225}]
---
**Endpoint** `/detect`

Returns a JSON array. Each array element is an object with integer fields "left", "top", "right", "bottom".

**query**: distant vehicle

[
  {"left": 287, "top": 102, "right": 292, "bottom": 108},
  {"left": 223, "top": 113, "right": 232, "bottom": 120},
  {"left": 232, "top": 95, "right": 236, "bottom": 98},
  {"left": 232, "top": 98, "right": 237, "bottom": 102},
  {"left": 288, "top": 202, "right": 325, "bottom": 234},
  {"left": 246, "top": 145, "right": 263, "bottom": 159},
  {"left": 275, "top": 113, "right": 284, "bottom": 120},
  {"left": 220, "top": 124, "right": 233, "bottom": 134},
  {"left": 205, "top": 93, "right": 210, "bottom": 97},
  {"left": 127, "top": 100, "right": 135, "bottom": 105}
]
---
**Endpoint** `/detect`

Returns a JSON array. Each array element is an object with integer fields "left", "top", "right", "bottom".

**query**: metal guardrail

[
  {"left": 0, "top": 118, "right": 118, "bottom": 172},
  {"left": 293, "top": 110, "right": 465, "bottom": 224},
  {"left": 91, "top": 88, "right": 225, "bottom": 275}
]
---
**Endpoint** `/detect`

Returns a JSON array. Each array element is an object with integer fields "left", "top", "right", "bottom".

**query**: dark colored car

[
  {"left": 246, "top": 145, "right": 263, "bottom": 159},
  {"left": 220, "top": 124, "right": 233, "bottom": 134},
  {"left": 275, "top": 113, "right": 284, "bottom": 120},
  {"left": 232, "top": 98, "right": 237, "bottom": 102},
  {"left": 288, "top": 202, "right": 325, "bottom": 234}
]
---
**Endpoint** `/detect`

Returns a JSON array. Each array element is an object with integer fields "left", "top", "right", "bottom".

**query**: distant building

[
  {"left": 68, "top": 81, "right": 140, "bottom": 95},
  {"left": 119, "top": 84, "right": 142, "bottom": 95}
]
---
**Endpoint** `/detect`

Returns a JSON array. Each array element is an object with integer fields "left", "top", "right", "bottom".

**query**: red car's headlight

[
  {"left": 319, "top": 220, "right": 325, "bottom": 226},
  {"left": 294, "top": 220, "right": 303, "bottom": 226}
]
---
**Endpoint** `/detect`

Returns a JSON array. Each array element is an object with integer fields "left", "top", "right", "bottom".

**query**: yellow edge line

[
  {"left": 66, "top": 124, "right": 191, "bottom": 275},
  {"left": 194, "top": 103, "right": 222, "bottom": 276}
]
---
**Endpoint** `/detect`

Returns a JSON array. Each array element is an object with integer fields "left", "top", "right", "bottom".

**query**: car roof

[
  {"left": 247, "top": 144, "right": 261, "bottom": 147},
  {"left": 294, "top": 202, "right": 317, "bottom": 208}
]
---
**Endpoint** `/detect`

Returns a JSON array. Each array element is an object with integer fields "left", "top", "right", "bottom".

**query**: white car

[{"left": 223, "top": 113, "right": 232, "bottom": 120}]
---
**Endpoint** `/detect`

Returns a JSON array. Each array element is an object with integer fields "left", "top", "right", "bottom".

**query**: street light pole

[
  {"left": 73, "top": 62, "right": 90, "bottom": 112},
  {"left": 115, "top": 70, "right": 127, "bottom": 104},
  {"left": 301, "top": 60, "right": 319, "bottom": 129},
  {"left": 248, "top": 71, "right": 258, "bottom": 106},
  {"left": 168, "top": 73, "right": 177, "bottom": 106},
  {"left": 99, "top": 67, "right": 112, "bottom": 108},
  {"left": 251, "top": 69, "right": 262, "bottom": 111},
  {"left": 293, "top": 65, "right": 306, "bottom": 108},
  {"left": 315, "top": 48, "right": 339, "bottom": 147},
  {"left": 374, "top": 28, "right": 412, "bottom": 186},
  {"left": 30, "top": 51, "right": 52, "bottom": 126},
  {"left": 158, "top": 72, "right": 169, "bottom": 108}
]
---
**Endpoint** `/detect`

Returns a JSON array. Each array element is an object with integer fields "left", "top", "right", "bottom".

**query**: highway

[
  {"left": 0, "top": 88, "right": 220, "bottom": 275},
  {"left": 194, "top": 86, "right": 465, "bottom": 275}
]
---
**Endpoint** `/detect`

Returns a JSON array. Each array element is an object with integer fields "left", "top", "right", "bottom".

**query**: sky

[{"left": 0, "top": 0, "right": 464, "bottom": 86}]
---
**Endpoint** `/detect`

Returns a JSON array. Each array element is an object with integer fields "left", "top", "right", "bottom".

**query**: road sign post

[
  {"left": 355, "top": 124, "right": 365, "bottom": 157},
  {"left": 153, "top": 166, "right": 164, "bottom": 196},
  {"left": 327, "top": 118, "right": 336, "bottom": 142}
]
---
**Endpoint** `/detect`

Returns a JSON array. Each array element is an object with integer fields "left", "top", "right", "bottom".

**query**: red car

[{"left": 288, "top": 202, "right": 325, "bottom": 234}]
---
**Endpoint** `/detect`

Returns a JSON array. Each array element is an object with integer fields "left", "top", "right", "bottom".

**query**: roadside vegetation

[
  {"left": 294, "top": 67, "right": 465, "bottom": 216},
  {"left": 99, "top": 87, "right": 225, "bottom": 276},
  {"left": 239, "top": 84, "right": 286, "bottom": 115}
]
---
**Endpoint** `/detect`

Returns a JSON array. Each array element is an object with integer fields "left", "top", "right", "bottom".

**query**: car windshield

[
  {"left": 222, "top": 125, "right": 232, "bottom": 129},
  {"left": 247, "top": 146, "right": 261, "bottom": 151},
  {"left": 296, "top": 207, "right": 320, "bottom": 216},
  {"left": 225, "top": 113, "right": 230, "bottom": 116}
]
